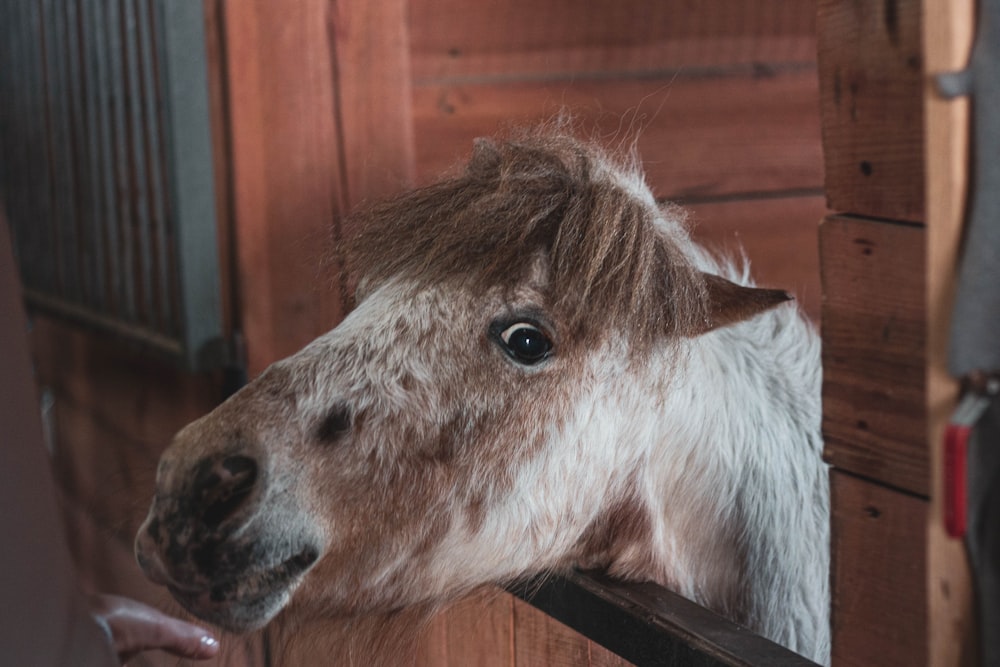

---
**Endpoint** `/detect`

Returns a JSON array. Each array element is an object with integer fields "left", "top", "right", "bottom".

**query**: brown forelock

[{"left": 345, "top": 132, "right": 711, "bottom": 353}]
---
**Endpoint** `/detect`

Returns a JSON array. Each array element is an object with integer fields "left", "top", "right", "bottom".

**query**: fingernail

[{"left": 200, "top": 635, "right": 220, "bottom": 650}]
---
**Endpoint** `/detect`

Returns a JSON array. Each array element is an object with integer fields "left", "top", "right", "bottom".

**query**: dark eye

[
  {"left": 317, "top": 404, "right": 352, "bottom": 443},
  {"left": 497, "top": 322, "right": 553, "bottom": 365}
]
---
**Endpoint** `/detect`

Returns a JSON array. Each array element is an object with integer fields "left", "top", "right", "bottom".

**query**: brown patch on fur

[
  {"left": 345, "top": 130, "right": 712, "bottom": 353},
  {"left": 571, "top": 483, "right": 653, "bottom": 571}
]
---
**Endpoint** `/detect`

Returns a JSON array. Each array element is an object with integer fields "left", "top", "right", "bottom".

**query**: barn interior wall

[
  {"left": 26, "top": 2, "right": 826, "bottom": 665},
  {"left": 815, "top": 1, "right": 942, "bottom": 665}
]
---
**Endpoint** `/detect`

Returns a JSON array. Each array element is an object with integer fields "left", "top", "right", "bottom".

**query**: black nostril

[{"left": 196, "top": 455, "right": 259, "bottom": 528}]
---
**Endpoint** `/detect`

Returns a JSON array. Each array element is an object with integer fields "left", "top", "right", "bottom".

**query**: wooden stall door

[
  {"left": 11, "top": 0, "right": 828, "bottom": 664},
  {"left": 820, "top": 0, "right": 980, "bottom": 665},
  {"left": 224, "top": 0, "right": 825, "bottom": 664},
  {"left": 34, "top": 0, "right": 824, "bottom": 665},
  {"left": 816, "top": 1, "right": 929, "bottom": 665}
]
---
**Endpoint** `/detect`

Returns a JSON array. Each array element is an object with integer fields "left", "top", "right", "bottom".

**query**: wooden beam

[
  {"left": 830, "top": 470, "right": 927, "bottom": 667},
  {"left": 817, "top": 0, "right": 924, "bottom": 222},
  {"left": 415, "top": 589, "right": 514, "bottom": 666},
  {"left": 515, "top": 572, "right": 819, "bottom": 667},
  {"left": 819, "top": 215, "right": 927, "bottom": 496},
  {"left": 222, "top": 0, "right": 415, "bottom": 375},
  {"left": 923, "top": 0, "right": 978, "bottom": 664},
  {"left": 222, "top": 0, "right": 346, "bottom": 374},
  {"left": 329, "top": 0, "right": 416, "bottom": 210}
]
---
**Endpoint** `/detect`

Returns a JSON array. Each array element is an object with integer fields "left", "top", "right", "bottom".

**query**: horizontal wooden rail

[{"left": 513, "top": 571, "right": 820, "bottom": 667}]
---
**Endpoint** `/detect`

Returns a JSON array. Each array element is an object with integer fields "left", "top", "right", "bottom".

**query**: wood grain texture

[
  {"left": 924, "top": 0, "right": 978, "bottom": 664},
  {"left": 413, "top": 71, "right": 823, "bottom": 201},
  {"left": 817, "top": 0, "right": 924, "bottom": 222},
  {"left": 414, "top": 589, "right": 637, "bottom": 666},
  {"left": 820, "top": 215, "right": 927, "bottom": 495},
  {"left": 409, "top": 0, "right": 816, "bottom": 83},
  {"left": 223, "top": 0, "right": 417, "bottom": 375},
  {"left": 330, "top": 0, "right": 416, "bottom": 210},
  {"left": 830, "top": 470, "right": 926, "bottom": 667},
  {"left": 514, "top": 595, "right": 592, "bottom": 667},
  {"left": 222, "top": 0, "right": 348, "bottom": 375},
  {"left": 414, "top": 588, "right": 514, "bottom": 667}
]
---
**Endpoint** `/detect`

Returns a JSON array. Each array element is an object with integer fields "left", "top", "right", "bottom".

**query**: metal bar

[
  {"left": 7, "top": 0, "right": 39, "bottom": 288},
  {"left": 136, "top": 0, "right": 172, "bottom": 334},
  {"left": 154, "top": 0, "right": 224, "bottom": 369},
  {"left": 0, "top": 0, "right": 11, "bottom": 212},
  {"left": 123, "top": 0, "right": 154, "bottom": 327},
  {"left": 39, "top": 0, "right": 60, "bottom": 294},
  {"left": 2, "top": 0, "right": 225, "bottom": 370},
  {"left": 106, "top": 0, "right": 136, "bottom": 322},
  {"left": 24, "top": 0, "right": 54, "bottom": 294},
  {"left": 83, "top": 0, "right": 108, "bottom": 311},
  {"left": 0, "top": 0, "right": 22, "bottom": 254},
  {"left": 65, "top": 0, "right": 94, "bottom": 308},
  {"left": 92, "top": 0, "right": 121, "bottom": 314},
  {"left": 45, "top": 0, "right": 79, "bottom": 302}
]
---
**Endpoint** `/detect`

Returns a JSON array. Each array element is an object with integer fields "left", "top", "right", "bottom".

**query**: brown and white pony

[{"left": 135, "top": 132, "right": 829, "bottom": 664}]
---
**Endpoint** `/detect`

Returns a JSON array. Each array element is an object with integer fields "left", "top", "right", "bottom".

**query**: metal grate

[{"left": 0, "top": 0, "right": 225, "bottom": 370}]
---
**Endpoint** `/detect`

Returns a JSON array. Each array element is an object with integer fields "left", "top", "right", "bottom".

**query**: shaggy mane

[{"left": 346, "top": 130, "right": 711, "bottom": 351}]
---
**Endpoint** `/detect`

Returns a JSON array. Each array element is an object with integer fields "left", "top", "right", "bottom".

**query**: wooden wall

[
  {"left": 816, "top": 1, "right": 975, "bottom": 665},
  {"left": 408, "top": 0, "right": 825, "bottom": 320},
  {"left": 29, "top": 1, "right": 825, "bottom": 665},
  {"left": 816, "top": 0, "right": 928, "bottom": 663},
  {"left": 405, "top": 3, "right": 824, "bottom": 662}
]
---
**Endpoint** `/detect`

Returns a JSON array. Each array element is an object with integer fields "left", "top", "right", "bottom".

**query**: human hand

[{"left": 89, "top": 594, "right": 220, "bottom": 664}]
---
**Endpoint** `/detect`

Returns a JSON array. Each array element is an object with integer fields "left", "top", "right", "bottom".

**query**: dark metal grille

[{"left": 0, "top": 0, "right": 225, "bottom": 370}]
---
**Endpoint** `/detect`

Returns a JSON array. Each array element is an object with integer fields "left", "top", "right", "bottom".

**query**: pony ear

[{"left": 694, "top": 272, "right": 793, "bottom": 334}]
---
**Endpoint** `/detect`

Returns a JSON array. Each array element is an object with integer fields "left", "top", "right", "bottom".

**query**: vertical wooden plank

[
  {"left": 819, "top": 216, "right": 927, "bottom": 495},
  {"left": 923, "top": 0, "right": 978, "bottom": 665},
  {"left": 830, "top": 470, "right": 926, "bottom": 667},
  {"left": 329, "top": 0, "right": 415, "bottom": 209},
  {"left": 444, "top": 589, "right": 513, "bottom": 667},
  {"left": 223, "top": 0, "right": 415, "bottom": 375},
  {"left": 222, "top": 0, "right": 346, "bottom": 374},
  {"left": 105, "top": 0, "right": 135, "bottom": 321},
  {"left": 816, "top": 0, "right": 924, "bottom": 222}
]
